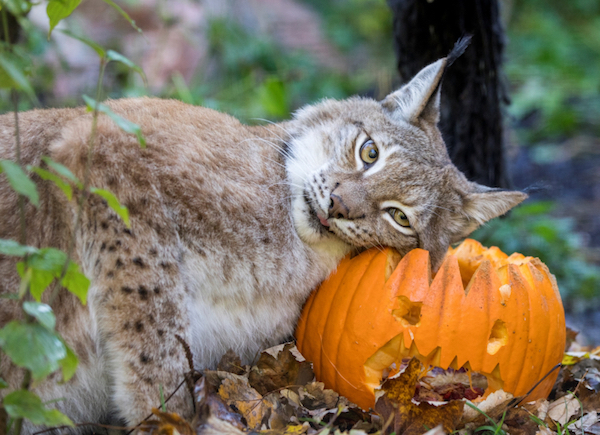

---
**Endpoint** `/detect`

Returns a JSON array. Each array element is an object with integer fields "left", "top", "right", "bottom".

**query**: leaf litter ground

[{"left": 130, "top": 336, "right": 600, "bottom": 435}]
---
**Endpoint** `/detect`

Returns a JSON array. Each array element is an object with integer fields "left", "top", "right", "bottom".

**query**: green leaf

[
  {"left": 58, "top": 29, "right": 105, "bottom": 58},
  {"left": 107, "top": 50, "right": 147, "bottom": 85},
  {"left": 172, "top": 72, "right": 194, "bottom": 105},
  {"left": 16, "top": 262, "right": 33, "bottom": 298},
  {"left": 23, "top": 302, "right": 56, "bottom": 331},
  {"left": 60, "top": 261, "right": 89, "bottom": 305},
  {"left": 17, "top": 262, "right": 55, "bottom": 302},
  {"left": 29, "top": 267, "right": 55, "bottom": 301},
  {"left": 0, "top": 321, "right": 66, "bottom": 380},
  {"left": 46, "top": 0, "right": 83, "bottom": 37},
  {"left": 28, "top": 248, "right": 67, "bottom": 274},
  {"left": 0, "top": 239, "right": 38, "bottom": 256},
  {"left": 83, "top": 95, "right": 146, "bottom": 147},
  {"left": 257, "top": 76, "right": 289, "bottom": 118},
  {"left": 0, "top": 52, "right": 36, "bottom": 101},
  {"left": 102, "top": 0, "right": 142, "bottom": 33},
  {"left": 0, "top": 160, "right": 39, "bottom": 206},
  {"left": 23, "top": 248, "right": 67, "bottom": 300},
  {"left": 29, "top": 166, "right": 72, "bottom": 200},
  {"left": 41, "top": 156, "right": 82, "bottom": 189},
  {"left": 3, "top": 390, "right": 74, "bottom": 427},
  {"left": 0, "top": 377, "right": 8, "bottom": 389},
  {"left": 59, "top": 343, "right": 78, "bottom": 382},
  {"left": 89, "top": 187, "right": 130, "bottom": 228}
]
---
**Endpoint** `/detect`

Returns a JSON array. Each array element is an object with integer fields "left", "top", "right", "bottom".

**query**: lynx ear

[
  {"left": 463, "top": 188, "right": 528, "bottom": 228},
  {"left": 381, "top": 37, "right": 471, "bottom": 124},
  {"left": 381, "top": 58, "right": 447, "bottom": 124}
]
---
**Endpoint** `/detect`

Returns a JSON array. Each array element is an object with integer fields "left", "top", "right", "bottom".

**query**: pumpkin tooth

[
  {"left": 499, "top": 284, "right": 511, "bottom": 305},
  {"left": 385, "top": 249, "right": 403, "bottom": 281}
]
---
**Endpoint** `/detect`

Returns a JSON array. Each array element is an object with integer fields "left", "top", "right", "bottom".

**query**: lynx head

[{"left": 286, "top": 43, "right": 526, "bottom": 270}]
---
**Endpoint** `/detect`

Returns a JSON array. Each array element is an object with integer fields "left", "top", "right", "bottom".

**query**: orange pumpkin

[{"left": 295, "top": 239, "right": 566, "bottom": 411}]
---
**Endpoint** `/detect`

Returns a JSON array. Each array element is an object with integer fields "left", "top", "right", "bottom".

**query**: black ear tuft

[{"left": 445, "top": 35, "right": 472, "bottom": 69}]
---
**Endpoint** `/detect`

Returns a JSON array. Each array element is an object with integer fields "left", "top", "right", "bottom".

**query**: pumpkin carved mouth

[{"left": 295, "top": 239, "right": 566, "bottom": 411}]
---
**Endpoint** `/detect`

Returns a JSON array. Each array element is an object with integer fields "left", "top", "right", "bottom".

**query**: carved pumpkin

[{"left": 295, "top": 239, "right": 566, "bottom": 410}]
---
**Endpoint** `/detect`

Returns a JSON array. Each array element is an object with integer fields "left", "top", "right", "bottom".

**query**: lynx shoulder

[{"left": 0, "top": 52, "right": 525, "bottom": 431}]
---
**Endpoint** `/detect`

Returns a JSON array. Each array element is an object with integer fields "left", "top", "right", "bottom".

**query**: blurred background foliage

[
  {"left": 1, "top": 0, "right": 599, "bottom": 310},
  {"left": 506, "top": 0, "right": 600, "bottom": 142}
]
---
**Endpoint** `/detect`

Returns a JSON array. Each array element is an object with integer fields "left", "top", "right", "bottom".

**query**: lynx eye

[
  {"left": 388, "top": 208, "right": 410, "bottom": 227},
  {"left": 359, "top": 139, "right": 378, "bottom": 165}
]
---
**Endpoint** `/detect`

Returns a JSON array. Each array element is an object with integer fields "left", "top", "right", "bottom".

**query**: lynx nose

[{"left": 328, "top": 194, "right": 349, "bottom": 220}]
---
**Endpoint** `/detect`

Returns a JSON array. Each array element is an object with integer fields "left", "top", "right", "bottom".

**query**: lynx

[{"left": 0, "top": 42, "right": 525, "bottom": 431}]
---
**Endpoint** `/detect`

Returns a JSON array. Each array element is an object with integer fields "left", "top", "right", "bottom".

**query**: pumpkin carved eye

[
  {"left": 388, "top": 208, "right": 410, "bottom": 227},
  {"left": 359, "top": 139, "right": 378, "bottom": 165}
]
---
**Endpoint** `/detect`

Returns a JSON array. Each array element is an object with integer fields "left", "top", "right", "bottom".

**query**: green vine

[{"left": 0, "top": 1, "right": 146, "bottom": 433}]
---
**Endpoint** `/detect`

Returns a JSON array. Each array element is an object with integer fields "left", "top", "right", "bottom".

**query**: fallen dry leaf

[
  {"left": 585, "top": 367, "right": 600, "bottom": 391},
  {"left": 580, "top": 384, "right": 600, "bottom": 414},
  {"left": 567, "top": 410, "right": 597, "bottom": 433},
  {"left": 586, "top": 422, "right": 600, "bottom": 435},
  {"left": 218, "top": 375, "right": 272, "bottom": 429},
  {"left": 139, "top": 409, "right": 195, "bottom": 435},
  {"left": 537, "top": 425, "right": 555, "bottom": 435},
  {"left": 461, "top": 390, "right": 514, "bottom": 423},
  {"left": 135, "top": 336, "right": 600, "bottom": 435},
  {"left": 502, "top": 406, "right": 540, "bottom": 435},
  {"left": 193, "top": 376, "right": 245, "bottom": 431},
  {"left": 195, "top": 414, "right": 246, "bottom": 435},
  {"left": 217, "top": 349, "right": 246, "bottom": 375},
  {"left": 299, "top": 381, "right": 346, "bottom": 410},
  {"left": 527, "top": 399, "right": 549, "bottom": 421},
  {"left": 547, "top": 394, "right": 580, "bottom": 425},
  {"left": 422, "top": 425, "right": 446, "bottom": 435},
  {"left": 375, "top": 358, "right": 464, "bottom": 435},
  {"left": 249, "top": 343, "right": 313, "bottom": 396}
]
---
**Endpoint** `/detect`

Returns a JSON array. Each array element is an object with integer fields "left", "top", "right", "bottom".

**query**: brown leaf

[
  {"left": 218, "top": 375, "right": 272, "bottom": 429},
  {"left": 403, "top": 400, "right": 464, "bottom": 435},
  {"left": 195, "top": 414, "right": 246, "bottom": 435},
  {"left": 565, "top": 327, "right": 579, "bottom": 351},
  {"left": 375, "top": 358, "right": 464, "bottom": 435},
  {"left": 547, "top": 394, "right": 580, "bottom": 425},
  {"left": 568, "top": 411, "right": 599, "bottom": 434},
  {"left": 253, "top": 423, "right": 310, "bottom": 435},
  {"left": 299, "top": 381, "right": 346, "bottom": 410},
  {"left": 139, "top": 409, "right": 195, "bottom": 435},
  {"left": 421, "top": 425, "right": 445, "bottom": 435},
  {"left": 502, "top": 407, "right": 539, "bottom": 435},
  {"left": 580, "top": 385, "right": 600, "bottom": 413},
  {"left": 460, "top": 390, "right": 514, "bottom": 424},
  {"left": 248, "top": 343, "right": 314, "bottom": 396},
  {"left": 217, "top": 350, "right": 246, "bottom": 375},
  {"left": 193, "top": 376, "right": 246, "bottom": 431}
]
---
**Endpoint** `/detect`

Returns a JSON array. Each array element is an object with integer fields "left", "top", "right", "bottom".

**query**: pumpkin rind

[{"left": 295, "top": 239, "right": 566, "bottom": 411}]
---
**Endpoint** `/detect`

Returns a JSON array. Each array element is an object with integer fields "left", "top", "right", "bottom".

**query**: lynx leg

[{"left": 81, "top": 195, "right": 194, "bottom": 426}]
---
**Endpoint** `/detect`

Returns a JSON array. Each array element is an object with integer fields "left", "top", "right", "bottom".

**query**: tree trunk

[{"left": 387, "top": 0, "right": 510, "bottom": 188}]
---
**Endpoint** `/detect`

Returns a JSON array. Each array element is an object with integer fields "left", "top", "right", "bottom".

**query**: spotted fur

[{"left": 0, "top": 54, "right": 525, "bottom": 431}]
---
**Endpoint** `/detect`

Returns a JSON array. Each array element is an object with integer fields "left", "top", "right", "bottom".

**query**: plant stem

[
  {"left": 1, "top": 6, "right": 11, "bottom": 46},
  {"left": 12, "top": 369, "right": 32, "bottom": 435},
  {"left": 11, "top": 90, "right": 27, "bottom": 245},
  {"left": 4, "top": 11, "right": 32, "bottom": 435},
  {"left": 50, "top": 57, "right": 108, "bottom": 305}
]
